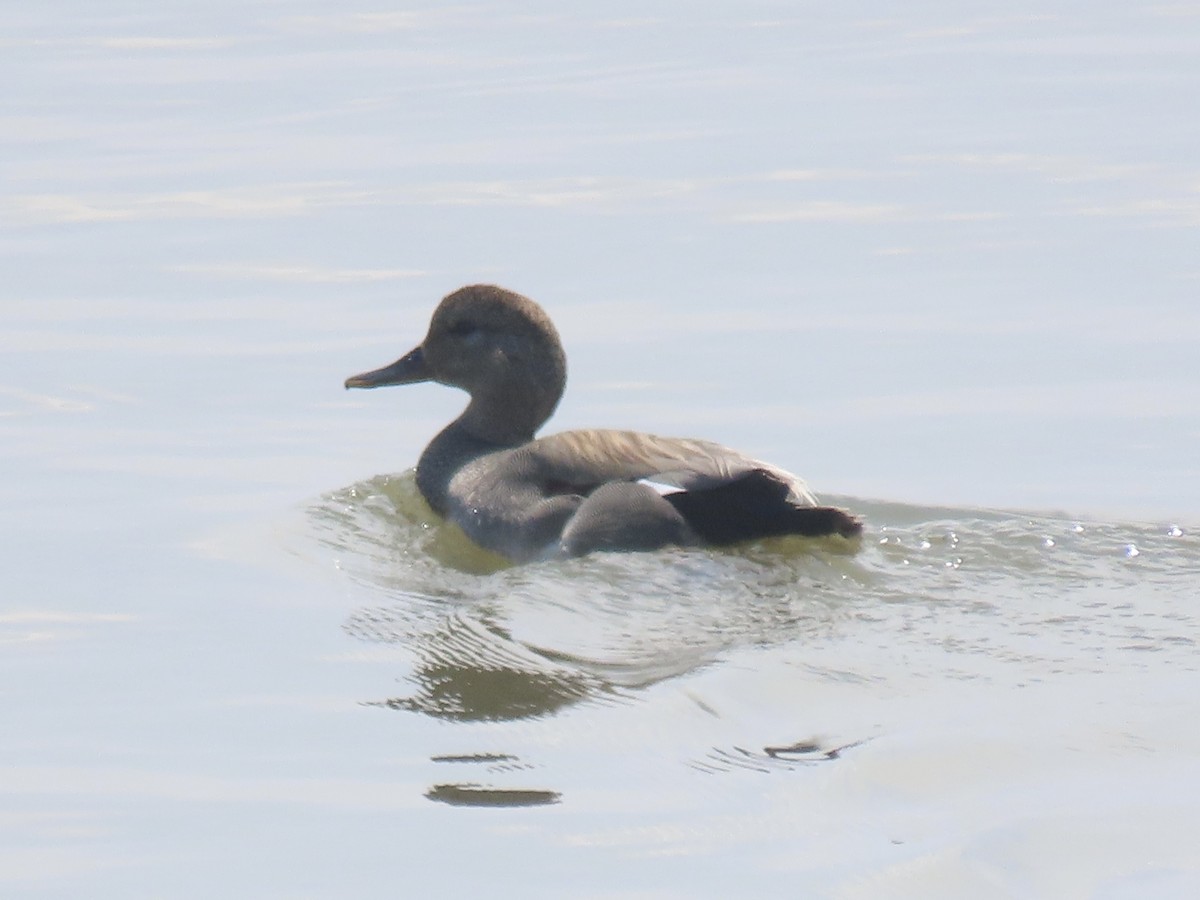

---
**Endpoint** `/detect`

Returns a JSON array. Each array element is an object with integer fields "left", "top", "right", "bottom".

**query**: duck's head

[{"left": 345, "top": 285, "right": 568, "bottom": 445}]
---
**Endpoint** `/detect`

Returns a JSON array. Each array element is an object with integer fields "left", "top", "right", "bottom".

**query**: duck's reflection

[
  {"left": 349, "top": 606, "right": 611, "bottom": 807},
  {"left": 425, "top": 784, "right": 561, "bottom": 808},
  {"left": 367, "top": 619, "right": 600, "bottom": 724},
  {"left": 355, "top": 608, "right": 611, "bottom": 722},
  {"left": 320, "top": 472, "right": 858, "bottom": 806}
]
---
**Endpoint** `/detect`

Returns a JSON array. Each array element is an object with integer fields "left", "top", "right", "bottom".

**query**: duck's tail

[{"left": 664, "top": 468, "right": 863, "bottom": 544}]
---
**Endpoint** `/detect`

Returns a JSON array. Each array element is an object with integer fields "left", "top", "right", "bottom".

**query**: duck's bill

[{"left": 344, "top": 346, "right": 431, "bottom": 389}]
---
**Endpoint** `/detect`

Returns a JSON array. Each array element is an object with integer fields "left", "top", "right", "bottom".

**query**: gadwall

[{"left": 345, "top": 285, "right": 861, "bottom": 562}]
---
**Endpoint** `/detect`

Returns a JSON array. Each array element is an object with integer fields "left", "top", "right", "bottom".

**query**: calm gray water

[{"left": 4, "top": 2, "right": 1200, "bottom": 897}]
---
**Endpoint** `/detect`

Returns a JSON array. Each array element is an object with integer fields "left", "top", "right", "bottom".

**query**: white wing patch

[{"left": 638, "top": 478, "right": 683, "bottom": 496}]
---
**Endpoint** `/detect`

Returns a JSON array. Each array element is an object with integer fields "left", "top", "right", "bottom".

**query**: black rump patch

[{"left": 664, "top": 468, "right": 862, "bottom": 545}]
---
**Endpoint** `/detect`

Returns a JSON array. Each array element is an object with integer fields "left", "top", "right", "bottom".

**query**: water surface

[{"left": 4, "top": 1, "right": 1200, "bottom": 897}]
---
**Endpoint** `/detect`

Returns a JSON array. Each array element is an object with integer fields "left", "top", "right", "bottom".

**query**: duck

[{"left": 345, "top": 284, "right": 862, "bottom": 562}]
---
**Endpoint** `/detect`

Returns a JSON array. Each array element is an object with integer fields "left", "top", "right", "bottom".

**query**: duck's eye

[{"left": 447, "top": 320, "right": 478, "bottom": 338}]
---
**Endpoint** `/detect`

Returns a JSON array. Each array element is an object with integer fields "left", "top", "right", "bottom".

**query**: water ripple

[{"left": 300, "top": 473, "right": 1200, "bottom": 725}]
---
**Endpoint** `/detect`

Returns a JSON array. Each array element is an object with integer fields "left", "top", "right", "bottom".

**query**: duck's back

[{"left": 440, "top": 428, "right": 860, "bottom": 560}]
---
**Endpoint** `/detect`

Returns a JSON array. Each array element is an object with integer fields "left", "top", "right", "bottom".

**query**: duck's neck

[
  {"left": 456, "top": 395, "right": 547, "bottom": 446},
  {"left": 415, "top": 421, "right": 500, "bottom": 516},
  {"left": 416, "top": 364, "right": 565, "bottom": 514},
  {"left": 414, "top": 395, "right": 554, "bottom": 516}
]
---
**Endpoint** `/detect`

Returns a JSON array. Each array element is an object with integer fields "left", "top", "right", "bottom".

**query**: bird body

[{"left": 346, "top": 285, "right": 861, "bottom": 562}]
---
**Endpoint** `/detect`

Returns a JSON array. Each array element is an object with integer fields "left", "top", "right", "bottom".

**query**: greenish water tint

[{"left": 299, "top": 471, "right": 1200, "bottom": 821}]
